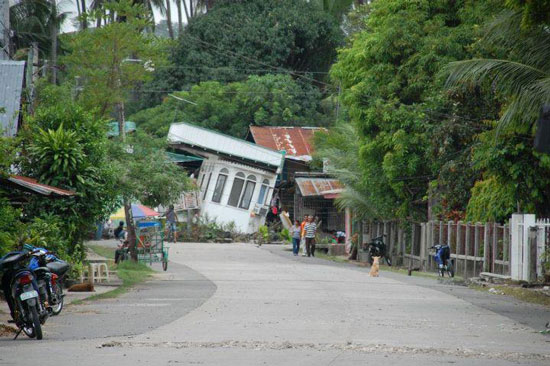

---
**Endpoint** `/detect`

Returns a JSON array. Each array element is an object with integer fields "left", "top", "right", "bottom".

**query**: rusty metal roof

[
  {"left": 295, "top": 177, "right": 343, "bottom": 198},
  {"left": 0, "top": 61, "right": 25, "bottom": 137},
  {"left": 6, "top": 175, "right": 76, "bottom": 196},
  {"left": 248, "top": 126, "right": 325, "bottom": 161}
]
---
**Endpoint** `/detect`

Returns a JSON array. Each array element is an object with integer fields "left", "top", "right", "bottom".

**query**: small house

[
  {"left": 168, "top": 122, "right": 285, "bottom": 234},
  {"left": 246, "top": 126, "right": 347, "bottom": 235}
]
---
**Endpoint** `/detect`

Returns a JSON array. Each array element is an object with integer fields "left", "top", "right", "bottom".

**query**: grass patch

[
  {"left": 315, "top": 251, "right": 350, "bottom": 264},
  {"left": 71, "top": 261, "right": 154, "bottom": 304},
  {"left": 470, "top": 284, "right": 550, "bottom": 307},
  {"left": 87, "top": 244, "right": 116, "bottom": 268}
]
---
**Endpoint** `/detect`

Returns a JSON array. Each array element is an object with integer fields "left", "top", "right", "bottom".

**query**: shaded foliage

[
  {"left": 325, "top": 0, "right": 503, "bottom": 221},
  {"left": 131, "top": 74, "right": 334, "bottom": 138},
  {"left": 18, "top": 84, "right": 119, "bottom": 260}
]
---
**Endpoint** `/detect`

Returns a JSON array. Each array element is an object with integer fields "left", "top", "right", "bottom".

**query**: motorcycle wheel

[
  {"left": 51, "top": 284, "right": 64, "bottom": 316},
  {"left": 22, "top": 305, "right": 42, "bottom": 340},
  {"left": 385, "top": 256, "right": 392, "bottom": 267}
]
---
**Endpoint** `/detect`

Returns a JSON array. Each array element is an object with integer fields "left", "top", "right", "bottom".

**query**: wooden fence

[{"left": 361, "top": 220, "right": 511, "bottom": 279}]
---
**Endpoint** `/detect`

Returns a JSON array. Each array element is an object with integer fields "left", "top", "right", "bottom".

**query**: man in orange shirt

[{"left": 300, "top": 215, "right": 309, "bottom": 256}]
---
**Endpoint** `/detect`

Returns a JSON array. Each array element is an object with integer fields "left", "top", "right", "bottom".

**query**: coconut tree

[
  {"left": 446, "top": 11, "right": 550, "bottom": 130},
  {"left": 10, "top": 0, "right": 68, "bottom": 84},
  {"left": 313, "top": 123, "right": 384, "bottom": 220}
]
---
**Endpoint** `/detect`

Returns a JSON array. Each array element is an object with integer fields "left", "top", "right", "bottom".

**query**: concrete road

[{"left": 1, "top": 243, "right": 549, "bottom": 366}]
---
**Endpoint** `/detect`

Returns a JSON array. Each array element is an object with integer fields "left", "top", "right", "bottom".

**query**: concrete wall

[{"left": 197, "top": 154, "right": 277, "bottom": 234}]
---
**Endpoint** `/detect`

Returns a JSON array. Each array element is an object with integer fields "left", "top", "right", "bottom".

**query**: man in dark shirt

[{"left": 114, "top": 221, "right": 125, "bottom": 239}]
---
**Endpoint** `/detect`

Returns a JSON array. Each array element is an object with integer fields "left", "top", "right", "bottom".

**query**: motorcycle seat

[{"left": 46, "top": 261, "right": 70, "bottom": 276}]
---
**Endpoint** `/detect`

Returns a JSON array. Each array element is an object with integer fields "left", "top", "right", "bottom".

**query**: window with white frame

[
  {"left": 202, "top": 172, "right": 212, "bottom": 200},
  {"left": 211, "top": 168, "right": 229, "bottom": 203},
  {"left": 238, "top": 175, "right": 257, "bottom": 210},
  {"left": 257, "top": 179, "right": 270, "bottom": 205},
  {"left": 227, "top": 172, "right": 246, "bottom": 207}
]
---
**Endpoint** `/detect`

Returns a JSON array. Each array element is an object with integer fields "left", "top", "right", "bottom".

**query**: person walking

[
  {"left": 164, "top": 205, "right": 178, "bottom": 242},
  {"left": 290, "top": 219, "right": 301, "bottom": 256},
  {"left": 304, "top": 216, "right": 317, "bottom": 257},
  {"left": 300, "top": 215, "right": 308, "bottom": 256}
]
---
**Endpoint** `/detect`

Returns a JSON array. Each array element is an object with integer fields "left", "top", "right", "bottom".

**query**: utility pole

[
  {"left": 0, "top": 0, "right": 10, "bottom": 60},
  {"left": 26, "top": 43, "right": 39, "bottom": 115}
]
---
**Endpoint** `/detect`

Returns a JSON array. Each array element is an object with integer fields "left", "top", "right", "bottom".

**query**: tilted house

[{"left": 168, "top": 122, "right": 285, "bottom": 234}]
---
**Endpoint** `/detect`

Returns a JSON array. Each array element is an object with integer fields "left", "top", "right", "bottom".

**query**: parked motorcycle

[
  {"left": 431, "top": 244, "right": 454, "bottom": 277},
  {"left": 368, "top": 235, "right": 392, "bottom": 266},
  {"left": 0, "top": 250, "right": 47, "bottom": 340},
  {"left": 26, "top": 245, "right": 70, "bottom": 316}
]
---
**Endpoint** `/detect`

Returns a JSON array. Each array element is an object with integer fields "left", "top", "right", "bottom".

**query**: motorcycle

[
  {"left": 26, "top": 245, "right": 69, "bottom": 316},
  {"left": 367, "top": 235, "right": 392, "bottom": 266},
  {"left": 0, "top": 250, "right": 47, "bottom": 340},
  {"left": 431, "top": 244, "right": 454, "bottom": 278}
]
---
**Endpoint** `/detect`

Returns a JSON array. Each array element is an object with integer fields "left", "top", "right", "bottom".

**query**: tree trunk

[
  {"left": 189, "top": 0, "right": 193, "bottom": 18},
  {"left": 76, "top": 0, "right": 81, "bottom": 24},
  {"left": 182, "top": 0, "right": 190, "bottom": 23},
  {"left": 165, "top": 0, "right": 174, "bottom": 39},
  {"left": 175, "top": 0, "right": 183, "bottom": 34},
  {"left": 80, "top": 0, "right": 87, "bottom": 29},
  {"left": 116, "top": 65, "right": 138, "bottom": 261},
  {"left": 123, "top": 199, "right": 138, "bottom": 261}
]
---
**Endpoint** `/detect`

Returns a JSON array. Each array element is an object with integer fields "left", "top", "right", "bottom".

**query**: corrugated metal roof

[
  {"left": 7, "top": 175, "right": 75, "bottom": 196},
  {"left": 0, "top": 61, "right": 26, "bottom": 137},
  {"left": 295, "top": 177, "right": 343, "bottom": 197},
  {"left": 248, "top": 126, "right": 325, "bottom": 161},
  {"left": 168, "top": 122, "right": 284, "bottom": 169}
]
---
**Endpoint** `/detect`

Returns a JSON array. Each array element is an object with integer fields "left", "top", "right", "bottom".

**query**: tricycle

[{"left": 136, "top": 220, "right": 169, "bottom": 271}]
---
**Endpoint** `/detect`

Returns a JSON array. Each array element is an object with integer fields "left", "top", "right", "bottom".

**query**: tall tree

[
  {"left": 62, "top": 0, "right": 170, "bottom": 258},
  {"left": 329, "top": 0, "right": 502, "bottom": 221},
  {"left": 144, "top": 0, "right": 343, "bottom": 108}
]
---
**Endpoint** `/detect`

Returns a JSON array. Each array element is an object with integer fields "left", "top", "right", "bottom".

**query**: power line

[
  {"left": 179, "top": 32, "right": 335, "bottom": 89},
  {"left": 152, "top": 64, "right": 330, "bottom": 74}
]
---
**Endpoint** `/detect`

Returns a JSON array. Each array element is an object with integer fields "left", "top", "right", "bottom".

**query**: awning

[
  {"left": 295, "top": 177, "right": 343, "bottom": 198},
  {"left": 5, "top": 175, "right": 75, "bottom": 196},
  {"left": 165, "top": 151, "right": 203, "bottom": 163}
]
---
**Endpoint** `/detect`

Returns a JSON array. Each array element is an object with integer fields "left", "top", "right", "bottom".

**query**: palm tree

[
  {"left": 165, "top": 0, "right": 174, "bottom": 38},
  {"left": 175, "top": 0, "right": 183, "bottom": 33},
  {"left": 313, "top": 123, "right": 382, "bottom": 220},
  {"left": 10, "top": 0, "right": 68, "bottom": 84},
  {"left": 446, "top": 11, "right": 550, "bottom": 130},
  {"left": 48, "top": 0, "right": 68, "bottom": 84}
]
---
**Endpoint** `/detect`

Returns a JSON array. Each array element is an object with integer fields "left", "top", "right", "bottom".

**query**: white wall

[{"left": 197, "top": 154, "right": 277, "bottom": 234}]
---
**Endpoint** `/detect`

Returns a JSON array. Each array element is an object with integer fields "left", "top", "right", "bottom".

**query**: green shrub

[
  {"left": 0, "top": 201, "right": 22, "bottom": 256},
  {"left": 279, "top": 228, "right": 291, "bottom": 243},
  {"left": 258, "top": 225, "right": 269, "bottom": 244}
]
